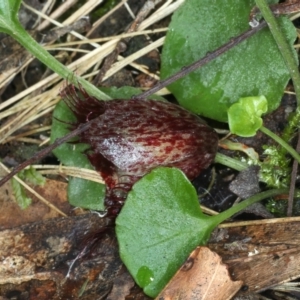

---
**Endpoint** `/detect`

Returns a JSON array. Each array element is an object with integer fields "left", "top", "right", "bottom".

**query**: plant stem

[
  {"left": 214, "top": 153, "right": 248, "bottom": 171},
  {"left": 8, "top": 20, "right": 111, "bottom": 100},
  {"left": 212, "top": 188, "right": 288, "bottom": 225},
  {"left": 254, "top": 0, "right": 300, "bottom": 105},
  {"left": 260, "top": 126, "right": 300, "bottom": 164}
]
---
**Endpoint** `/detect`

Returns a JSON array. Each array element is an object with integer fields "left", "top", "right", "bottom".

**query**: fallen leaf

[{"left": 156, "top": 246, "right": 243, "bottom": 300}]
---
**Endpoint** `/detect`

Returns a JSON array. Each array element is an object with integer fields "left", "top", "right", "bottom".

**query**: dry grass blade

[
  {"left": 102, "top": 37, "right": 165, "bottom": 81},
  {"left": 46, "top": 28, "right": 168, "bottom": 47},
  {"left": 4, "top": 125, "right": 51, "bottom": 143},
  {"left": 218, "top": 216, "right": 300, "bottom": 228},
  {"left": 37, "top": 0, "right": 78, "bottom": 31},
  {"left": 32, "top": 165, "right": 105, "bottom": 184}
]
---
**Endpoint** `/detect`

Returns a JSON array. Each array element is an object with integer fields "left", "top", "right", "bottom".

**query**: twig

[
  {"left": 250, "top": 0, "right": 300, "bottom": 20},
  {"left": 287, "top": 130, "right": 300, "bottom": 216},
  {"left": 135, "top": 21, "right": 267, "bottom": 100},
  {"left": 254, "top": 0, "right": 300, "bottom": 105}
]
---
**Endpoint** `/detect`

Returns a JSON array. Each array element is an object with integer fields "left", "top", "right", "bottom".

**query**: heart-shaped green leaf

[
  {"left": 161, "top": 0, "right": 297, "bottom": 122},
  {"left": 116, "top": 167, "right": 217, "bottom": 297},
  {"left": 116, "top": 167, "right": 289, "bottom": 297}
]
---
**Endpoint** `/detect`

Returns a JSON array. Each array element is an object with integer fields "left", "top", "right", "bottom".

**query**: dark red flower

[{"left": 62, "top": 85, "right": 218, "bottom": 215}]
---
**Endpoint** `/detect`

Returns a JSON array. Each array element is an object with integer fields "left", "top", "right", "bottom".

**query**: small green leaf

[
  {"left": 228, "top": 96, "right": 268, "bottom": 137},
  {"left": 161, "top": 0, "right": 297, "bottom": 122},
  {"left": 11, "top": 178, "right": 32, "bottom": 210},
  {"left": 18, "top": 166, "right": 46, "bottom": 186},
  {"left": 116, "top": 167, "right": 217, "bottom": 298},
  {"left": 10, "top": 167, "right": 45, "bottom": 210}
]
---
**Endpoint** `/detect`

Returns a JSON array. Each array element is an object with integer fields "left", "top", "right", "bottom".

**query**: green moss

[
  {"left": 92, "top": 0, "right": 120, "bottom": 22},
  {"left": 259, "top": 145, "right": 291, "bottom": 188}
]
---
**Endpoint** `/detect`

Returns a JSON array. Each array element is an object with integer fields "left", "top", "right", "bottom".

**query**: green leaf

[
  {"left": 50, "top": 98, "right": 105, "bottom": 210},
  {"left": 0, "top": 0, "right": 21, "bottom": 16},
  {"left": 228, "top": 95, "right": 268, "bottom": 136},
  {"left": 11, "top": 178, "right": 32, "bottom": 210},
  {"left": 0, "top": 0, "right": 21, "bottom": 34},
  {"left": 18, "top": 166, "right": 46, "bottom": 186},
  {"left": 50, "top": 86, "right": 167, "bottom": 210},
  {"left": 115, "top": 167, "right": 217, "bottom": 298},
  {"left": 68, "top": 177, "right": 106, "bottom": 211},
  {"left": 51, "top": 100, "right": 91, "bottom": 167},
  {"left": 10, "top": 167, "right": 45, "bottom": 210},
  {"left": 161, "top": 0, "right": 297, "bottom": 122}
]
